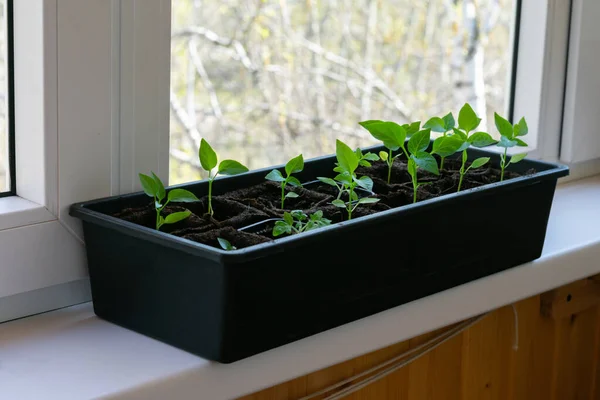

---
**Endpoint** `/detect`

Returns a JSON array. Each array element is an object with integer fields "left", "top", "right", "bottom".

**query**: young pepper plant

[
  {"left": 494, "top": 112, "right": 529, "bottom": 181},
  {"left": 358, "top": 120, "right": 410, "bottom": 184},
  {"left": 265, "top": 154, "right": 304, "bottom": 209},
  {"left": 319, "top": 147, "right": 378, "bottom": 200},
  {"left": 199, "top": 138, "right": 249, "bottom": 216},
  {"left": 424, "top": 112, "right": 456, "bottom": 170},
  {"left": 139, "top": 172, "right": 200, "bottom": 230},
  {"left": 272, "top": 210, "right": 332, "bottom": 237},
  {"left": 406, "top": 129, "right": 440, "bottom": 203},
  {"left": 317, "top": 139, "right": 379, "bottom": 220},
  {"left": 450, "top": 104, "right": 498, "bottom": 192}
]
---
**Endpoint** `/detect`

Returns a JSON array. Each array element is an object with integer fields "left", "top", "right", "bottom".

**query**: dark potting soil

[{"left": 112, "top": 159, "right": 530, "bottom": 249}]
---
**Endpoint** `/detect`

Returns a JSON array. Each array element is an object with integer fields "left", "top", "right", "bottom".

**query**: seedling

[
  {"left": 272, "top": 210, "right": 332, "bottom": 237},
  {"left": 217, "top": 237, "right": 236, "bottom": 251},
  {"left": 424, "top": 112, "right": 456, "bottom": 170},
  {"left": 494, "top": 112, "right": 529, "bottom": 181},
  {"left": 319, "top": 147, "right": 379, "bottom": 200},
  {"left": 265, "top": 154, "right": 304, "bottom": 209},
  {"left": 359, "top": 120, "right": 419, "bottom": 183},
  {"left": 405, "top": 129, "right": 439, "bottom": 203},
  {"left": 448, "top": 104, "right": 497, "bottom": 192},
  {"left": 317, "top": 139, "right": 379, "bottom": 220},
  {"left": 139, "top": 172, "right": 200, "bottom": 230},
  {"left": 199, "top": 138, "right": 249, "bottom": 216}
]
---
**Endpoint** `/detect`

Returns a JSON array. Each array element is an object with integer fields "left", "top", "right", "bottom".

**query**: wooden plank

[{"left": 541, "top": 278, "right": 600, "bottom": 319}]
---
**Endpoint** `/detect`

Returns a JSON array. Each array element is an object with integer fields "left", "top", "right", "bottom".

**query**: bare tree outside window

[
  {"left": 170, "top": 0, "right": 515, "bottom": 185},
  {"left": 0, "top": 0, "right": 8, "bottom": 192}
]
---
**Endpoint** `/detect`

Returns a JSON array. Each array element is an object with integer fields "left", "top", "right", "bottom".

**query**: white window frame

[{"left": 1, "top": 0, "right": 597, "bottom": 322}]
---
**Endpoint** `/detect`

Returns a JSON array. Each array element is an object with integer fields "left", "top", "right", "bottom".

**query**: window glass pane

[
  {"left": 0, "top": 0, "right": 9, "bottom": 193},
  {"left": 170, "top": 0, "right": 516, "bottom": 184}
]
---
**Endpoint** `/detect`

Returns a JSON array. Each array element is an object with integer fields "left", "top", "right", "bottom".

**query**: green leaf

[
  {"left": 515, "top": 138, "right": 528, "bottom": 147},
  {"left": 442, "top": 112, "right": 455, "bottom": 130},
  {"left": 317, "top": 177, "right": 338, "bottom": 187},
  {"left": 290, "top": 210, "right": 306, "bottom": 220},
  {"left": 350, "top": 190, "right": 358, "bottom": 201},
  {"left": 468, "top": 132, "right": 497, "bottom": 148},
  {"left": 273, "top": 221, "right": 292, "bottom": 237},
  {"left": 336, "top": 139, "right": 360, "bottom": 174},
  {"left": 285, "top": 154, "right": 304, "bottom": 176},
  {"left": 358, "top": 119, "right": 383, "bottom": 127},
  {"left": 423, "top": 117, "right": 446, "bottom": 133},
  {"left": 379, "top": 151, "right": 389, "bottom": 161},
  {"left": 283, "top": 212, "right": 294, "bottom": 225},
  {"left": 333, "top": 165, "right": 344, "bottom": 173},
  {"left": 432, "top": 136, "right": 464, "bottom": 157},
  {"left": 359, "top": 121, "right": 406, "bottom": 150},
  {"left": 407, "top": 157, "right": 417, "bottom": 178},
  {"left": 498, "top": 135, "right": 518, "bottom": 148},
  {"left": 199, "top": 139, "right": 218, "bottom": 171},
  {"left": 354, "top": 176, "right": 373, "bottom": 192},
  {"left": 403, "top": 121, "right": 421, "bottom": 136},
  {"left": 218, "top": 160, "right": 249, "bottom": 176},
  {"left": 334, "top": 172, "right": 352, "bottom": 186},
  {"left": 452, "top": 128, "right": 468, "bottom": 141},
  {"left": 151, "top": 172, "right": 166, "bottom": 201},
  {"left": 408, "top": 129, "right": 431, "bottom": 154},
  {"left": 311, "top": 210, "right": 324, "bottom": 220},
  {"left": 494, "top": 112, "right": 514, "bottom": 138},
  {"left": 285, "top": 191, "right": 299, "bottom": 199},
  {"left": 155, "top": 200, "right": 162, "bottom": 209},
  {"left": 509, "top": 152, "right": 527, "bottom": 164},
  {"left": 362, "top": 152, "right": 380, "bottom": 161},
  {"left": 458, "top": 104, "right": 481, "bottom": 132},
  {"left": 457, "top": 141, "right": 471, "bottom": 152},
  {"left": 287, "top": 176, "right": 302, "bottom": 187},
  {"left": 168, "top": 189, "right": 200, "bottom": 203},
  {"left": 163, "top": 210, "right": 191, "bottom": 225},
  {"left": 139, "top": 173, "right": 158, "bottom": 197},
  {"left": 514, "top": 117, "right": 529, "bottom": 137},
  {"left": 412, "top": 152, "right": 440, "bottom": 175},
  {"left": 358, "top": 197, "right": 380, "bottom": 204},
  {"left": 332, "top": 199, "right": 346, "bottom": 208},
  {"left": 265, "top": 169, "right": 285, "bottom": 182},
  {"left": 358, "top": 160, "right": 371, "bottom": 167},
  {"left": 468, "top": 157, "right": 490, "bottom": 170},
  {"left": 217, "top": 237, "right": 236, "bottom": 250}
]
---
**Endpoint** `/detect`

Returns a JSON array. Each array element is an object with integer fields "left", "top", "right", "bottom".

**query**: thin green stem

[
  {"left": 281, "top": 182, "right": 285, "bottom": 209},
  {"left": 458, "top": 172, "right": 464, "bottom": 192},
  {"left": 457, "top": 150, "right": 467, "bottom": 192},
  {"left": 387, "top": 158, "right": 392, "bottom": 184},
  {"left": 348, "top": 187, "right": 354, "bottom": 220},
  {"left": 500, "top": 148, "right": 508, "bottom": 181},
  {"left": 440, "top": 157, "right": 445, "bottom": 171},
  {"left": 208, "top": 176, "right": 214, "bottom": 216},
  {"left": 412, "top": 176, "right": 418, "bottom": 204}
]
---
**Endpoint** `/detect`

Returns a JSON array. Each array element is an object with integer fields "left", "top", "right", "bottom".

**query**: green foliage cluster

[{"left": 138, "top": 103, "right": 529, "bottom": 249}]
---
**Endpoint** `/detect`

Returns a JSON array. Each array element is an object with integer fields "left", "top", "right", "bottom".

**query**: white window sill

[
  {"left": 0, "top": 196, "right": 55, "bottom": 231},
  {"left": 2, "top": 175, "right": 600, "bottom": 400}
]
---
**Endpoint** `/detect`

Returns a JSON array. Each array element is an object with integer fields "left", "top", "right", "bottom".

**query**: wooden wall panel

[{"left": 239, "top": 278, "right": 600, "bottom": 400}]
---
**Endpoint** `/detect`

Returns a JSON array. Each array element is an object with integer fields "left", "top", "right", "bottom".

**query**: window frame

[
  {"left": 0, "top": 0, "right": 595, "bottom": 323},
  {"left": 0, "top": 0, "right": 15, "bottom": 198}
]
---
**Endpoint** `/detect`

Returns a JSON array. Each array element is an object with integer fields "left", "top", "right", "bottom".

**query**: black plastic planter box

[{"left": 70, "top": 145, "right": 568, "bottom": 363}]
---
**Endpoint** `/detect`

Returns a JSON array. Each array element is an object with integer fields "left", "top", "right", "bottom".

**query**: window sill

[
  {"left": 2, "top": 175, "right": 600, "bottom": 400},
  {"left": 0, "top": 196, "right": 54, "bottom": 231}
]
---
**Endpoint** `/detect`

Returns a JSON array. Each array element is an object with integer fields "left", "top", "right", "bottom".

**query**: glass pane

[
  {"left": 0, "top": 0, "right": 9, "bottom": 193},
  {"left": 170, "top": 0, "right": 516, "bottom": 184}
]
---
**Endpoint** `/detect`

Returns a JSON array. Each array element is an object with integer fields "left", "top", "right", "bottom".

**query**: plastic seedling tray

[{"left": 70, "top": 145, "right": 568, "bottom": 363}]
